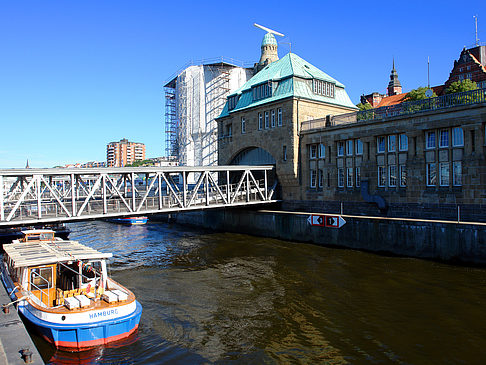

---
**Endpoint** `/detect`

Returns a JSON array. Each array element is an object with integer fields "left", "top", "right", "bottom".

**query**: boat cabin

[
  {"left": 3, "top": 240, "right": 112, "bottom": 308},
  {"left": 17, "top": 229, "right": 56, "bottom": 243}
]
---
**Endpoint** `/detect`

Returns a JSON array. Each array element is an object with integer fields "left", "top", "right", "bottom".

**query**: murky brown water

[{"left": 30, "top": 220, "right": 486, "bottom": 364}]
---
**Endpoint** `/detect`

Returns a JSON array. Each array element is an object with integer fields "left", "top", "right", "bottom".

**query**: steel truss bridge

[{"left": 0, "top": 166, "right": 278, "bottom": 227}]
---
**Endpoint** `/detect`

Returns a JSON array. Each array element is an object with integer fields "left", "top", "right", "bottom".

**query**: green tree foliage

[
  {"left": 126, "top": 159, "right": 153, "bottom": 167},
  {"left": 405, "top": 87, "right": 437, "bottom": 101},
  {"left": 444, "top": 79, "right": 477, "bottom": 94},
  {"left": 356, "top": 102, "right": 372, "bottom": 111}
]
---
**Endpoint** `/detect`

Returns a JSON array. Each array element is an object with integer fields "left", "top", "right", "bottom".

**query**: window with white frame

[
  {"left": 264, "top": 111, "right": 269, "bottom": 129},
  {"left": 309, "top": 145, "right": 317, "bottom": 159},
  {"left": 355, "top": 139, "right": 363, "bottom": 155},
  {"left": 252, "top": 82, "right": 272, "bottom": 101},
  {"left": 347, "top": 168, "right": 353, "bottom": 187},
  {"left": 459, "top": 74, "right": 464, "bottom": 81},
  {"left": 439, "top": 162, "right": 449, "bottom": 186},
  {"left": 426, "top": 131, "right": 436, "bottom": 149},
  {"left": 271, "top": 110, "right": 276, "bottom": 128},
  {"left": 338, "top": 168, "right": 344, "bottom": 187},
  {"left": 258, "top": 113, "right": 263, "bottom": 130},
  {"left": 452, "top": 127, "right": 464, "bottom": 146},
  {"left": 378, "top": 166, "right": 386, "bottom": 187},
  {"left": 313, "top": 79, "right": 335, "bottom": 98},
  {"left": 277, "top": 108, "right": 282, "bottom": 126},
  {"left": 389, "top": 165, "right": 397, "bottom": 186},
  {"left": 337, "top": 141, "right": 344, "bottom": 156},
  {"left": 377, "top": 137, "right": 385, "bottom": 153},
  {"left": 318, "top": 143, "right": 325, "bottom": 158},
  {"left": 310, "top": 170, "right": 317, "bottom": 188},
  {"left": 388, "top": 135, "right": 396, "bottom": 152},
  {"left": 356, "top": 167, "right": 361, "bottom": 187},
  {"left": 346, "top": 140, "right": 353, "bottom": 156},
  {"left": 399, "top": 134, "right": 408, "bottom": 151},
  {"left": 241, "top": 117, "right": 246, "bottom": 134},
  {"left": 439, "top": 129, "right": 449, "bottom": 148},
  {"left": 453, "top": 161, "right": 462, "bottom": 186},
  {"left": 399, "top": 165, "right": 407, "bottom": 187},
  {"left": 318, "top": 169, "right": 324, "bottom": 187},
  {"left": 426, "top": 163, "right": 436, "bottom": 186}
]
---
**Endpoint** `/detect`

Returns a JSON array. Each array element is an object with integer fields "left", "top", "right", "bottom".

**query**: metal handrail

[
  {"left": 30, "top": 271, "right": 51, "bottom": 306},
  {"left": 301, "top": 88, "right": 486, "bottom": 132}
]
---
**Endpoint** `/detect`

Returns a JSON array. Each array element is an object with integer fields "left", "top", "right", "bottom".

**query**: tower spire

[{"left": 388, "top": 59, "right": 402, "bottom": 96}]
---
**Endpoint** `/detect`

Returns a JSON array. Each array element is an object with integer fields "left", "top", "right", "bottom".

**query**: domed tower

[
  {"left": 387, "top": 59, "right": 402, "bottom": 96},
  {"left": 253, "top": 23, "right": 284, "bottom": 73}
]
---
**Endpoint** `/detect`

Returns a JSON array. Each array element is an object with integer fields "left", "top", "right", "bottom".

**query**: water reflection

[{"left": 27, "top": 220, "right": 486, "bottom": 364}]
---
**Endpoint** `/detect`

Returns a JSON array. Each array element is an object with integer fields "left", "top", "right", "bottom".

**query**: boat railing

[{"left": 30, "top": 272, "right": 51, "bottom": 307}]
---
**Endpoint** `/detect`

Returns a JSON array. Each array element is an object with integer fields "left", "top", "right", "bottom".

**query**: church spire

[{"left": 388, "top": 58, "right": 402, "bottom": 96}]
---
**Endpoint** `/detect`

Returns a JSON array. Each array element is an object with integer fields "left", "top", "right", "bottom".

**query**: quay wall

[{"left": 167, "top": 208, "right": 486, "bottom": 265}]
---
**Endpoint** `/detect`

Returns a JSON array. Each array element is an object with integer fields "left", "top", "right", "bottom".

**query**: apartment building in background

[{"left": 106, "top": 138, "right": 146, "bottom": 167}]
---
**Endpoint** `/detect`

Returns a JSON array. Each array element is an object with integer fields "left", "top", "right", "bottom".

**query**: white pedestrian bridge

[{"left": 0, "top": 166, "right": 278, "bottom": 227}]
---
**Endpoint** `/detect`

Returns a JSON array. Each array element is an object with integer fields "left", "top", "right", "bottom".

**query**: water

[{"left": 30, "top": 220, "right": 486, "bottom": 364}]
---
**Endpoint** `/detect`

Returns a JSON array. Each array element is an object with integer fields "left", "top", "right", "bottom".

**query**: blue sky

[{"left": 1, "top": 1, "right": 484, "bottom": 168}]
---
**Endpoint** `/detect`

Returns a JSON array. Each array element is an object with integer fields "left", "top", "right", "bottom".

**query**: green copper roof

[
  {"left": 218, "top": 53, "right": 357, "bottom": 118},
  {"left": 262, "top": 33, "right": 277, "bottom": 46}
]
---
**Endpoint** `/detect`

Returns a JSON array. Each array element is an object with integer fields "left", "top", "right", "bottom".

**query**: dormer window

[
  {"left": 228, "top": 95, "right": 239, "bottom": 111},
  {"left": 313, "top": 79, "right": 335, "bottom": 98},
  {"left": 252, "top": 81, "right": 273, "bottom": 101}
]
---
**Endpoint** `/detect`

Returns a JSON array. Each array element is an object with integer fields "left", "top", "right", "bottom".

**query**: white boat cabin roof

[
  {"left": 3, "top": 240, "right": 113, "bottom": 268},
  {"left": 22, "top": 229, "right": 55, "bottom": 235}
]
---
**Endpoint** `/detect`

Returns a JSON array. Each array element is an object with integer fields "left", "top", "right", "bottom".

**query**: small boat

[
  {"left": 1, "top": 231, "right": 142, "bottom": 351},
  {"left": 107, "top": 216, "right": 148, "bottom": 225}
]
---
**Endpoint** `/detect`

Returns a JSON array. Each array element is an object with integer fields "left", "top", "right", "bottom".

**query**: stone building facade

[{"left": 298, "top": 102, "right": 486, "bottom": 220}]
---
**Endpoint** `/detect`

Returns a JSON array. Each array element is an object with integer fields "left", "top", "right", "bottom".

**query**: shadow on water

[{"left": 24, "top": 220, "right": 486, "bottom": 364}]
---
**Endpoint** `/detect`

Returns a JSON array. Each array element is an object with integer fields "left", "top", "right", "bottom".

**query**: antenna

[
  {"left": 474, "top": 15, "right": 479, "bottom": 46},
  {"left": 253, "top": 23, "right": 284, "bottom": 37},
  {"left": 427, "top": 56, "right": 430, "bottom": 89}
]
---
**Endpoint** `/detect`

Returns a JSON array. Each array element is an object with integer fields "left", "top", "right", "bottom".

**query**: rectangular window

[
  {"left": 453, "top": 161, "right": 462, "bottom": 186},
  {"left": 313, "top": 79, "right": 335, "bottom": 97},
  {"left": 346, "top": 140, "right": 353, "bottom": 156},
  {"left": 271, "top": 110, "right": 276, "bottom": 128},
  {"left": 356, "top": 167, "right": 361, "bottom": 187},
  {"left": 377, "top": 137, "right": 385, "bottom": 153},
  {"left": 378, "top": 166, "right": 386, "bottom": 187},
  {"left": 426, "top": 131, "right": 436, "bottom": 149},
  {"left": 347, "top": 167, "right": 353, "bottom": 187},
  {"left": 388, "top": 135, "right": 396, "bottom": 152},
  {"left": 318, "top": 143, "right": 325, "bottom": 158},
  {"left": 337, "top": 142, "right": 344, "bottom": 156},
  {"left": 241, "top": 117, "right": 246, "bottom": 134},
  {"left": 226, "top": 124, "right": 232, "bottom": 137},
  {"left": 355, "top": 139, "right": 363, "bottom": 155},
  {"left": 399, "top": 134, "right": 408, "bottom": 151},
  {"left": 439, "top": 162, "right": 450, "bottom": 186},
  {"left": 310, "top": 145, "right": 317, "bottom": 159},
  {"left": 452, "top": 127, "right": 464, "bottom": 146},
  {"left": 258, "top": 113, "right": 263, "bottom": 130},
  {"left": 310, "top": 170, "right": 316, "bottom": 188},
  {"left": 338, "top": 168, "right": 344, "bottom": 187},
  {"left": 283, "top": 145, "right": 287, "bottom": 161},
  {"left": 264, "top": 111, "right": 269, "bottom": 129},
  {"left": 439, "top": 129, "right": 449, "bottom": 148},
  {"left": 389, "top": 165, "right": 397, "bottom": 187},
  {"left": 399, "top": 165, "right": 407, "bottom": 187},
  {"left": 427, "top": 163, "right": 436, "bottom": 186},
  {"left": 318, "top": 169, "right": 324, "bottom": 188},
  {"left": 277, "top": 108, "right": 282, "bottom": 126}
]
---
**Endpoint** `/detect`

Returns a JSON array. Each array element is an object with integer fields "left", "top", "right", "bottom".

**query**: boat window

[
  {"left": 81, "top": 261, "right": 101, "bottom": 284},
  {"left": 30, "top": 267, "right": 52, "bottom": 290}
]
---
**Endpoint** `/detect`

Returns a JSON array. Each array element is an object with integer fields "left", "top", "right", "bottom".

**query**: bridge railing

[{"left": 0, "top": 166, "right": 278, "bottom": 226}]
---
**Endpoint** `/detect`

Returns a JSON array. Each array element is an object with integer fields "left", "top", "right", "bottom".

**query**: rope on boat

[{"left": 2, "top": 295, "right": 27, "bottom": 309}]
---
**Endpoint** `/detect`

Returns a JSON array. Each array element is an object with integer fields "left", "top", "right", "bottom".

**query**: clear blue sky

[{"left": 1, "top": 1, "right": 484, "bottom": 168}]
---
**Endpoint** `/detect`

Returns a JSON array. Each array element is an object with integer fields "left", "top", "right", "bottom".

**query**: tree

[
  {"left": 356, "top": 102, "right": 372, "bottom": 111},
  {"left": 445, "top": 79, "right": 477, "bottom": 94},
  {"left": 405, "top": 87, "right": 437, "bottom": 101}
]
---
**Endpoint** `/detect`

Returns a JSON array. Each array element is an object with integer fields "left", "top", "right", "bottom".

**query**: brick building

[{"left": 106, "top": 138, "right": 146, "bottom": 167}]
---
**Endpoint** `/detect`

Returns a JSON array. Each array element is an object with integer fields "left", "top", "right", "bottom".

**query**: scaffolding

[{"left": 164, "top": 83, "right": 178, "bottom": 160}]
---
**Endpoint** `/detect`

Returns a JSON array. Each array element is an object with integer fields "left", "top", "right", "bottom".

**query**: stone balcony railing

[{"left": 301, "top": 87, "right": 486, "bottom": 132}]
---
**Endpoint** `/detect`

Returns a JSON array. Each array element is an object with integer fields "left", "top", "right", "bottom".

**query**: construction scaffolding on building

[{"left": 164, "top": 57, "right": 253, "bottom": 167}]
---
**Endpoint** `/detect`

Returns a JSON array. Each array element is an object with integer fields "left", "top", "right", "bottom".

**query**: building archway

[{"left": 229, "top": 147, "right": 276, "bottom": 166}]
